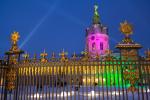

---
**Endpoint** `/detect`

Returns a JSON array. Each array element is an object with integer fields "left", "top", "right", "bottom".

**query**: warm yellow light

[
  {"left": 83, "top": 78, "right": 86, "bottom": 82},
  {"left": 95, "top": 78, "right": 98, "bottom": 82}
]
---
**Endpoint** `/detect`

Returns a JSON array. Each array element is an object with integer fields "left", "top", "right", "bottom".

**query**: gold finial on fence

[
  {"left": 81, "top": 49, "right": 89, "bottom": 57},
  {"left": 59, "top": 49, "right": 68, "bottom": 62},
  {"left": 22, "top": 52, "right": 29, "bottom": 63},
  {"left": 50, "top": 52, "right": 56, "bottom": 61},
  {"left": 81, "top": 49, "right": 91, "bottom": 61},
  {"left": 72, "top": 52, "right": 77, "bottom": 60},
  {"left": 40, "top": 49, "right": 48, "bottom": 63},
  {"left": 22, "top": 52, "right": 29, "bottom": 59},
  {"left": 33, "top": 53, "right": 37, "bottom": 61}
]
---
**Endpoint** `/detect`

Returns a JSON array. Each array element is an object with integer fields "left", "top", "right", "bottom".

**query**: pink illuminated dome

[{"left": 86, "top": 5, "right": 109, "bottom": 57}]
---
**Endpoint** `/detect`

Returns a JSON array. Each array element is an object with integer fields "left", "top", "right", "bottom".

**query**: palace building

[
  {"left": 0, "top": 4, "right": 150, "bottom": 100},
  {"left": 86, "top": 5, "right": 109, "bottom": 57}
]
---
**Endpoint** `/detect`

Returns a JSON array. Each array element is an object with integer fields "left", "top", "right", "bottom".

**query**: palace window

[
  {"left": 91, "top": 36, "right": 95, "bottom": 40},
  {"left": 100, "top": 42, "right": 103, "bottom": 50},
  {"left": 92, "top": 42, "right": 96, "bottom": 50}
]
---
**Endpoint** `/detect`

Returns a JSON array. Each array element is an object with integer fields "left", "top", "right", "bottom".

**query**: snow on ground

[{"left": 0, "top": 86, "right": 150, "bottom": 100}]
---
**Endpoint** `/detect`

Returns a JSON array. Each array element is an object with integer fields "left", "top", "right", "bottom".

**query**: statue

[
  {"left": 93, "top": 4, "right": 100, "bottom": 24},
  {"left": 94, "top": 5, "right": 99, "bottom": 16}
]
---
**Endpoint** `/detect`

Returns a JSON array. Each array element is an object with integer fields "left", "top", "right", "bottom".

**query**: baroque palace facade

[{"left": 0, "top": 5, "right": 150, "bottom": 100}]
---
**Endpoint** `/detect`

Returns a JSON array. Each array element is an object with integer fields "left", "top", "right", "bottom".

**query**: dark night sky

[{"left": 0, "top": 0, "right": 150, "bottom": 58}]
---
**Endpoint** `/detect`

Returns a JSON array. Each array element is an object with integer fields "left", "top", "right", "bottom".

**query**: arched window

[
  {"left": 92, "top": 42, "right": 96, "bottom": 50},
  {"left": 100, "top": 42, "right": 103, "bottom": 50}
]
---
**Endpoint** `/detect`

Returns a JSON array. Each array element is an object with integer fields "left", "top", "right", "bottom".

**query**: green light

[
  {"left": 96, "top": 65, "right": 130, "bottom": 87},
  {"left": 110, "top": 62, "right": 112, "bottom": 64},
  {"left": 106, "top": 62, "right": 109, "bottom": 64}
]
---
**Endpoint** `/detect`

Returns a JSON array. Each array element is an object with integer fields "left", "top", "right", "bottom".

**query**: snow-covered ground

[{"left": 0, "top": 86, "right": 149, "bottom": 100}]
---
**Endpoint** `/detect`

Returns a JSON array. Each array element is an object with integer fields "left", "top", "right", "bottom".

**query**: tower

[{"left": 86, "top": 5, "right": 109, "bottom": 57}]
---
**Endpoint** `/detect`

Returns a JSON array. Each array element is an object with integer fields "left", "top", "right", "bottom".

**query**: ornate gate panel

[{"left": 0, "top": 60, "right": 149, "bottom": 100}]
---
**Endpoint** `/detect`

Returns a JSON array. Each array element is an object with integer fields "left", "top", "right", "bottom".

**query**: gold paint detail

[
  {"left": 11, "top": 32, "right": 20, "bottom": 44},
  {"left": 81, "top": 50, "right": 91, "bottom": 61},
  {"left": 22, "top": 52, "right": 30, "bottom": 63},
  {"left": 120, "top": 21, "right": 133, "bottom": 36},
  {"left": 40, "top": 49, "right": 48, "bottom": 63},
  {"left": 6, "top": 68, "right": 16, "bottom": 91},
  {"left": 123, "top": 65, "right": 139, "bottom": 92},
  {"left": 59, "top": 49, "right": 68, "bottom": 62}
]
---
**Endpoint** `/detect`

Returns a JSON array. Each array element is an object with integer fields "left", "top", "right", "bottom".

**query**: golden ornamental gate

[{"left": 0, "top": 58, "right": 150, "bottom": 100}]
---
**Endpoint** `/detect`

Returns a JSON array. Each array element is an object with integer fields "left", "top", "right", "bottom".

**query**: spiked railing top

[
  {"left": 40, "top": 49, "right": 48, "bottom": 58},
  {"left": 59, "top": 49, "right": 68, "bottom": 62}
]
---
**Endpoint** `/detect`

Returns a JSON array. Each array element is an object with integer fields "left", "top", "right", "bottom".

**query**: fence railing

[{"left": 0, "top": 60, "right": 150, "bottom": 100}]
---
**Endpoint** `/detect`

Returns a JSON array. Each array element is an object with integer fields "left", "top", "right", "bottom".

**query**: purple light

[{"left": 86, "top": 33, "right": 109, "bottom": 56}]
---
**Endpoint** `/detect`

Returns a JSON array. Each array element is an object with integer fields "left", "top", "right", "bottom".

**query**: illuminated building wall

[{"left": 86, "top": 24, "right": 109, "bottom": 56}]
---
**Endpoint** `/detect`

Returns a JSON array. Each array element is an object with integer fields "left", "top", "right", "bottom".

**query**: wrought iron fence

[{"left": 0, "top": 59, "right": 150, "bottom": 100}]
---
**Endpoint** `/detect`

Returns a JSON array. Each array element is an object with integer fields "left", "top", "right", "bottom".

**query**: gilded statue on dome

[
  {"left": 93, "top": 4, "right": 100, "bottom": 24},
  {"left": 94, "top": 5, "right": 99, "bottom": 16}
]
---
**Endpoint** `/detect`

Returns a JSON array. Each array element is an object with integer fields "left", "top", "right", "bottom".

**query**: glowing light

[
  {"left": 56, "top": 10, "right": 85, "bottom": 26},
  {"left": 91, "top": 90, "right": 95, "bottom": 96},
  {"left": 95, "top": 78, "right": 98, "bottom": 82},
  {"left": 103, "top": 78, "right": 106, "bottom": 82},
  {"left": 112, "top": 91, "right": 122, "bottom": 96},
  {"left": 20, "top": 0, "right": 60, "bottom": 48},
  {"left": 30, "top": 93, "right": 44, "bottom": 99},
  {"left": 83, "top": 78, "right": 86, "bottom": 82},
  {"left": 148, "top": 89, "right": 150, "bottom": 92},
  {"left": 144, "top": 89, "right": 150, "bottom": 93},
  {"left": 61, "top": 91, "right": 67, "bottom": 97},
  {"left": 86, "top": 33, "right": 109, "bottom": 55}
]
